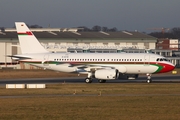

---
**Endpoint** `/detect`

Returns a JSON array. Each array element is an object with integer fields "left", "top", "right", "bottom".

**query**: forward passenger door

[{"left": 144, "top": 55, "right": 150, "bottom": 65}]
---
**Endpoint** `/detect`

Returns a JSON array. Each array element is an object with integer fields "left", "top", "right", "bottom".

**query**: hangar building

[{"left": 1, "top": 28, "right": 178, "bottom": 68}]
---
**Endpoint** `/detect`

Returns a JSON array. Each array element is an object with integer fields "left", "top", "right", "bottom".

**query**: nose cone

[{"left": 159, "top": 63, "right": 175, "bottom": 73}]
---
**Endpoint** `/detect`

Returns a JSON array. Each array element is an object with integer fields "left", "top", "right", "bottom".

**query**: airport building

[
  {"left": 0, "top": 28, "right": 179, "bottom": 69},
  {"left": 156, "top": 38, "right": 180, "bottom": 51}
]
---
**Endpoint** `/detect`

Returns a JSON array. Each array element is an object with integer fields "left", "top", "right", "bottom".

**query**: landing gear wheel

[
  {"left": 85, "top": 78, "right": 92, "bottom": 83},
  {"left": 147, "top": 79, "right": 152, "bottom": 83},
  {"left": 98, "top": 80, "right": 106, "bottom": 83}
]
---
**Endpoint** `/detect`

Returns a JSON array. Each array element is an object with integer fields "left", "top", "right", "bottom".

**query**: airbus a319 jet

[{"left": 11, "top": 22, "right": 175, "bottom": 83}]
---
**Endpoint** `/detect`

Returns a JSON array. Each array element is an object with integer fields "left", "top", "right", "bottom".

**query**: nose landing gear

[{"left": 146, "top": 73, "right": 152, "bottom": 83}]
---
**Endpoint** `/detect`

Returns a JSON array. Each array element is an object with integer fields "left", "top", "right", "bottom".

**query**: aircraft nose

[
  {"left": 169, "top": 64, "right": 175, "bottom": 71},
  {"left": 162, "top": 63, "right": 175, "bottom": 73}
]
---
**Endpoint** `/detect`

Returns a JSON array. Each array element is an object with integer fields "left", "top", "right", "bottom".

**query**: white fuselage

[{"left": 19, "top": 52, "right": 174, "bottom": 74}]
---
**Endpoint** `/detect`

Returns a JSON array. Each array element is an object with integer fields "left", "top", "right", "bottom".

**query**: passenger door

[{"left": 144, "top": 55, "right": 150, "bottom": 65}]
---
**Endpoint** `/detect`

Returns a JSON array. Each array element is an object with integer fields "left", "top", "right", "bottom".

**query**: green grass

[{"left": 0, "top": 83, "right": 180, "bottom": 120}]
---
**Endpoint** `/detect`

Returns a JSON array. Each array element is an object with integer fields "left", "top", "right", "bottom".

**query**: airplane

[{"left": 11, "top": 22, "right": 175, "bottom": 83}]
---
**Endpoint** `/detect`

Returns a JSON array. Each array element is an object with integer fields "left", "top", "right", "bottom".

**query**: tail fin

[{"left": 15, "top": 22, "right": 49, "bottom": 54}]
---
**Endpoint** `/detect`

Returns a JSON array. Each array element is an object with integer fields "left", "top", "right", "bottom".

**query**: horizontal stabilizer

[{"left": 7, "top": 55, "right": 32, "bottom": 60}]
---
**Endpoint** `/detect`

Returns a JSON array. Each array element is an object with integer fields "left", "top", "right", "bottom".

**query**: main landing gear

[
  {"left": 98, "top": 80, "right": 106, "bottom": 83},
  {"left": 85, "top": 78, "right": 92, "bottom": 83},
  {"left": 85, "top": 78, "right": 106, "bottom": 83},
  {"left": 84, "top": 73, "right": 107, "bottom": 83},
  {"left": 85, "top": 73, "right": 93, "bottom": 83},
  {"left": 146, "top": 73, "right": 152, "bottom": 83}
]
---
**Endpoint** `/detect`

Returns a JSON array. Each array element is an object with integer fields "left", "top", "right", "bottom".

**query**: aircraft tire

[
  {"left": 98, "top": 80, "right": 106, "bottom": 83},
  {"left": 147, "top": 79, "right": 152, "bottom": 83},
  {"left": 85, "top": 78, "right": 92, "bottom": 83}
]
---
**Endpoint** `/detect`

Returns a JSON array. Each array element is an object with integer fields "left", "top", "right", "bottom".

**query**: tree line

[{"left": 149, "top": 27, "right": 180, "bottom": 39}]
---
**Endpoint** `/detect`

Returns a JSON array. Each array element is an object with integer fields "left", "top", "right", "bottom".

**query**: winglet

[{"left": 15, "top": 22, "right": 49, "bottom": 54}]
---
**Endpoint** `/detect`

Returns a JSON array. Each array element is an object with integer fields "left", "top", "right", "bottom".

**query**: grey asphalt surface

[{"left": 0, "top": 74, "right": 179, "bottom": 85}]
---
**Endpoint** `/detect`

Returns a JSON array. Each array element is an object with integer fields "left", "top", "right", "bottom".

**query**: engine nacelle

[{"left": 95, "top": 69, "right": 119, "bottom": 80}]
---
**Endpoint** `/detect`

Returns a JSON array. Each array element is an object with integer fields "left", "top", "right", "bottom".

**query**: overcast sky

[{"left": 0, "top": 0, "right": 180, "bottom": 32}]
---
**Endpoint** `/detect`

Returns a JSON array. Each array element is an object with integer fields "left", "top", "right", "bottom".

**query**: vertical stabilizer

[{"left": 15, "top": 22, "right": 49, "bottom": 54}]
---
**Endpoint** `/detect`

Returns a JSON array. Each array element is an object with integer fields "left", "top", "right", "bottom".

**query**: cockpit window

[{"left": 156, "top": 58, "right": 169, "bottom": 62}]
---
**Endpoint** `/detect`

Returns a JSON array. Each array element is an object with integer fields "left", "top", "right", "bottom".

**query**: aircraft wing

[
  {"left": 56, "top": 62, "right": 115, "bottom": 72},
  {"left": 56, "top": 61, "right": 115, "bottom": 69},
  {"left": 54, "top": 61, "right": 115, "bottom": 72}
]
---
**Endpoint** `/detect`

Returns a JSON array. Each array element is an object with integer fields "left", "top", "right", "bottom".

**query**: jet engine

[{"left": 94, "top": 69, "right": 119, "bottom": 80}]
